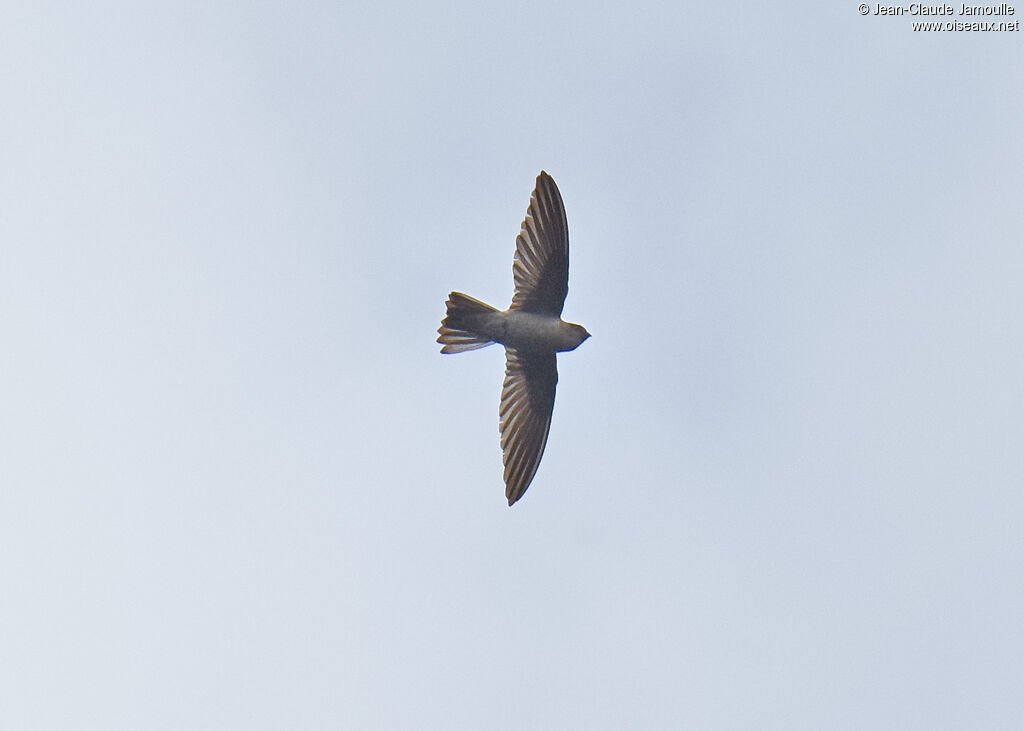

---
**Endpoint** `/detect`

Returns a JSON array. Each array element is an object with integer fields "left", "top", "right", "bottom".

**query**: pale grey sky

[{"left": 2, "top": 2, "right": 1022, "bottom": 729}]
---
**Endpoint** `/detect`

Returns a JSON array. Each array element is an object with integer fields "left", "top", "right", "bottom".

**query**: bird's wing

[
  {"left": 500, "top": 348, "right": 558, "bottom": 506},
  {"left": 509, "top": 171, "right": 569, "bottom": 316}
]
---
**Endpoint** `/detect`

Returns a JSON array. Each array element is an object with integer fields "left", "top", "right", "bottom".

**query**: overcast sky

[{"left": 2, "top": 2, "right": 1023, "bottom": 729}]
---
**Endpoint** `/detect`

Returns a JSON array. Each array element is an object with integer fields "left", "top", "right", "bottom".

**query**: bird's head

[{"left": 564, "top": 322, "right": 591, "bottom": 351}]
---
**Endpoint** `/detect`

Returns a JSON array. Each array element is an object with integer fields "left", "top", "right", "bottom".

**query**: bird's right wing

[{"left": 509, "top": 171, "right": 569, "bottom": 316}]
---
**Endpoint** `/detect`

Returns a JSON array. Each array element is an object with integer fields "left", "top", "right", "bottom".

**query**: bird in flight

[{"left": 438, "top": 171, "right": 590, "bottom": 506}]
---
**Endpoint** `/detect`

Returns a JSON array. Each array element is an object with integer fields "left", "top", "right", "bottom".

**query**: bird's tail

[{"left": 437, "top": 292, "right": 498, "bottom": 353}]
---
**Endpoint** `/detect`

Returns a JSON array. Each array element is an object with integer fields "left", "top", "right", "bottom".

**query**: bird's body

[
  {"left": 440, "top": 295, "right": 588, "bottom": 354},
  {"left": 437, "top": 171, "right": 589, "bottom": 506}
]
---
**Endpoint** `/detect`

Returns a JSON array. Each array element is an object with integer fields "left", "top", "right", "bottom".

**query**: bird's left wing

[{"left": 500, "top": 348, "right": 558, "bottom": 505}]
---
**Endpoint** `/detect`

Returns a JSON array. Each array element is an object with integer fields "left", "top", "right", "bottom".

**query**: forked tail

[{"left": 437, "top": 292, "right": 499, "bottom": 353}]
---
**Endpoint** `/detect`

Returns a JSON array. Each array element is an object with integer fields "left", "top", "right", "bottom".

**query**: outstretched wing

[
  {"left": 500, "top": 348, "right": 558, "bottom": 505},
  {"left": 509, "top": 171, "right": 569, "bottom": 316}
]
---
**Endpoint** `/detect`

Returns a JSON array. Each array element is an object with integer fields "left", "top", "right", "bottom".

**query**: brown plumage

[{"left": 438, "top": 172, "right": 589, "bottom": 505}]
